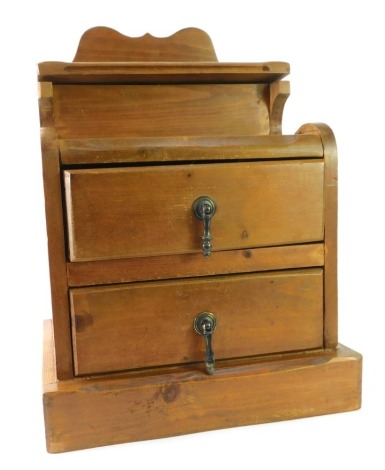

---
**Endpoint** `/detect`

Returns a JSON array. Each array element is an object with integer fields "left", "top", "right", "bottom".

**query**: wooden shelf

[{"left": 38, "top": 61, "right": 290, "bottom": 84}]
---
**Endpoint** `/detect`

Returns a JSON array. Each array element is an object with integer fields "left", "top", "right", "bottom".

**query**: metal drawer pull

[
  {"left": 192, "top": 196, "right": 217, "bottom": 258},
  {"left": 194, "top": 311, "right": 217, "bottom": 375}
]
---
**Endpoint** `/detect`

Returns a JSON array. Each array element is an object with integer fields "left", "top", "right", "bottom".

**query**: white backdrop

[{"left": 1, "top": 1, "right": 383, "bottom": 468}]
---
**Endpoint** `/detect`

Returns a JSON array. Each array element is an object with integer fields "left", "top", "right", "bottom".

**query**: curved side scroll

[
  {"left": 269, "top": 81, "right": 290, "bottom": 135},
  {"left": 297, "top": 123, "right": 338, "bottom": 349}
]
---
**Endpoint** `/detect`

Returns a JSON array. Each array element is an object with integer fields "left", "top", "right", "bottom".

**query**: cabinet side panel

[
  {"left": 40, "top": 82, "right": 73, "bottom": 379},
  {"left": 297, "top": 123, "right": 338, "bottom": 348}
]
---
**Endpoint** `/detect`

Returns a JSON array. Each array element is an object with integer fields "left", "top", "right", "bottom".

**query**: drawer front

[
  {"left": 64, "top": 160, "right": 324, "bottom": 262},
  {"left": 70, "top": 268, "right": 323, "bottom": 375}
]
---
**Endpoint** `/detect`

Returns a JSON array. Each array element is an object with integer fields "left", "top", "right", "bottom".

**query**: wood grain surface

[
  {"left": 38, "top": 62, "right": 290, "bottom": 84},
  {"left": 67, "top": 243, "right": 324, "bottom": 286},
  {"left": 53, "top": 83, "right": 270, "bottom": 139},
  {"left": 59, "top": 134, "right": 323, "bottom": 165},
  {"left": 39, "top": 83, "right": 73, "bottom": 379},
  {"left": 64, "top": 160, "right": 324, "bottom": 262},
  {"left": 70, "top": 269, "right": 323, "bottom": 375},
  {"left": 73, "top": 27, "right": 218, "bottom": 62},
  {"left": 40, "top": 27, "right": 361, "bottom": 453},
  {"left": 297, "top": 123, "right": 338, "bottom": 348},
  {"left": 43, "top": 320, "right": 362, "bottom": 453}
]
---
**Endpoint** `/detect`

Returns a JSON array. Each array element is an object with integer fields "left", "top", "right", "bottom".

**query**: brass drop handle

[
  {"left": 194, "top": 312, "right": 217, "bottom": 375},
  {"left": 192, "top": 196, "right": 217, "bottom": 258}
]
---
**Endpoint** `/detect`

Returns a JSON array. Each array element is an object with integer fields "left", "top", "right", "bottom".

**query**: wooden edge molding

[
  {"left": 59, "top": 134, "right": 322, "bottom": 165},
  {"left": 67, "top": 243, "right": 324, "bottom": 287},
  {"left": 38, "top": 61, "right": 290, "bottom": 84},
  {"left": 43, "top": 320, "right": 362, "bottom": 453},
  {"left": 297, "top": 123, "right": 338, "bottom": 348}
]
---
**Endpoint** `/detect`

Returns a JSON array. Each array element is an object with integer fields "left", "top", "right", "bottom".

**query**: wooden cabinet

[{"left": 39, "top": 27, "right": 362, "bottom": 453}]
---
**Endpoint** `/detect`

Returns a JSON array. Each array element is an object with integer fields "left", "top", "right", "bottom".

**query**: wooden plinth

[{"left": 42, "top": 320, "right": 362, "bottom": 453}]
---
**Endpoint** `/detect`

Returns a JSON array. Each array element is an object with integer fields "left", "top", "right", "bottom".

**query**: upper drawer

[{"left": 64, "top": 160, "right": 324, "bottom": 262}]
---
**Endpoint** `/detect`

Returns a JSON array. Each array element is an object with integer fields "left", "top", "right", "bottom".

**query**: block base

[{"left": 43, "top": 320, "right": 362, "bottom": 453}]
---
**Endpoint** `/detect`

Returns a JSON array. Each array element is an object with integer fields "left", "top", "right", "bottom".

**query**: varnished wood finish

[
  {"left": 73, "top": 27, "right": 218, "bottom": 62},
  {"left": 40, "top": 28, "right": 361, "bottom": 451},
  {"left": 53, "top": 84, "right": 270, "bottom": 139},
  {"left": 269, "top": 81, "right": 290, "bottom": 135},
  {"left": 297, "top": 123, "right": 338, "bottom": 348},
  {"left": 67, "top": 243, "right": 324, "bottom": 286},
  {"left": 59, "top": 134, "right": 323, "bottom": 165},
  {"left": 39, "top": 83, "right": 73, "bottom": 379},
  {"left": 42, "top": 319, "right": 56, "bottom": 385},
  {"left": 70, "top": 269, "right": 323, "bottom": 375},
  {"left": 38, "top": 62, "right": 290, "bottom": 85},
  {"left": 64, "top": 161, "right": 324, "bottom": 262},
  {"left": 43, "top": 320, "right": 362, "bottom": 453}
]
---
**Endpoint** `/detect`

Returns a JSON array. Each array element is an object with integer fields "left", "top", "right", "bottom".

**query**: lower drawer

[{"left": 70, "top": 268, "right": 323, "bottom": 376}]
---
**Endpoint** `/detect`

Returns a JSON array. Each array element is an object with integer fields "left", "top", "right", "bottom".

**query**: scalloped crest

[{"left": 73, "top": 27, "right": 218, "bottom": 62}]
